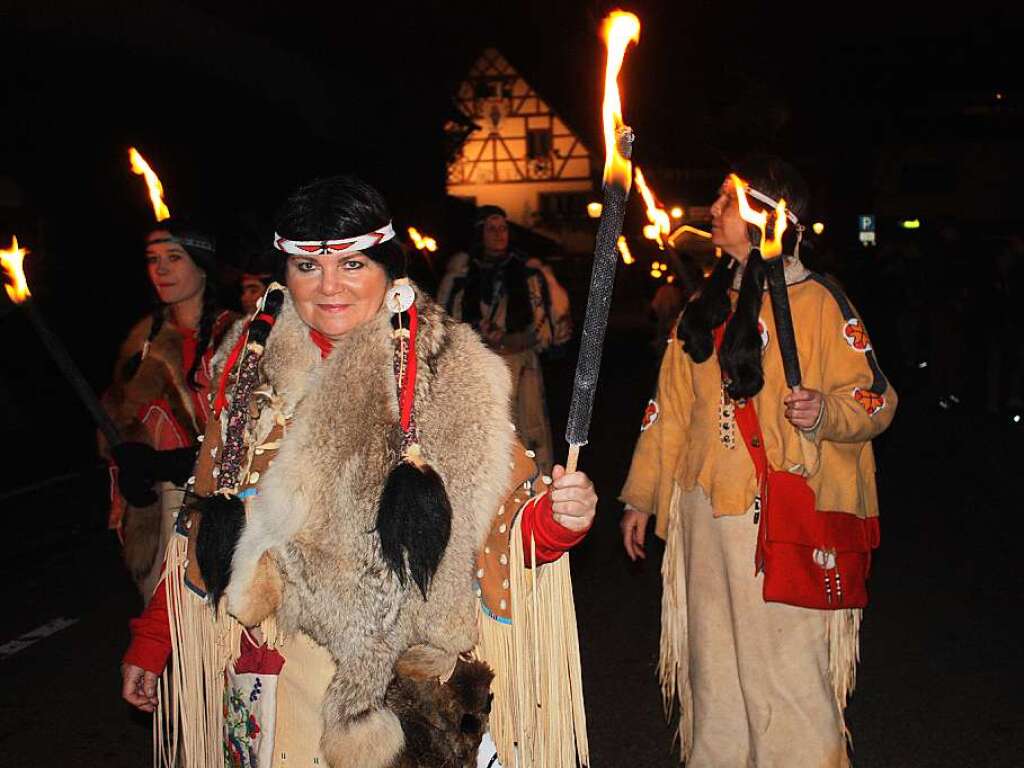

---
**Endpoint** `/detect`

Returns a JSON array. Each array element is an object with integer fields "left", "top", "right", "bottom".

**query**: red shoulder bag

[{"left": 732, "top": 397, "right": 879, "bottom": 609}]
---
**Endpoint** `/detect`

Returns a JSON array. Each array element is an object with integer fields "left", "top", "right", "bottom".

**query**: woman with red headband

[
  {"left": 103, "top": 220, "right": 237, "bottom": 600},
  {"left": 120, "top": 176, "right": 596, "bottom": 768}
]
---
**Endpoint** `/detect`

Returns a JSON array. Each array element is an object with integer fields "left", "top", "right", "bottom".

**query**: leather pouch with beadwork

[{"left": 757, "top": 468, "right": 879, "bottom": 609}]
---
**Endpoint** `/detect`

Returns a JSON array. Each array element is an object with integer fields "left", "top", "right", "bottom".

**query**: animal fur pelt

[
  {"left": 385, "top": 657, "right": 495, "bottom": 768},
  {"left": 225, "top": 289, "right": 513, "bottom": 768},
  {"left": 194, "top": 493, "right": 246, "bottom": 607},
  {"left": 104, "top": 313, "right": 199, "bottom": 592},
  {"left": 120, "top": 500, "right": 162, "bottom": 585},
  {"left": 106, "top": 312, "right": 201, "bottom": 446}
]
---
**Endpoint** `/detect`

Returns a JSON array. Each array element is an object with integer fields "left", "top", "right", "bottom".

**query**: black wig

[{"left": 273, "top": 175, "right": 406, "bottom": 279}]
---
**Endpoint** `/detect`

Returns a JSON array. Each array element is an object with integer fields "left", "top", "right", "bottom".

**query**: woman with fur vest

[
  {"left": 103, "top": 220, "right": 237, "bottom": 600},
  {"left": 120, "top": 176, "right": 596, "bottom": 768}
]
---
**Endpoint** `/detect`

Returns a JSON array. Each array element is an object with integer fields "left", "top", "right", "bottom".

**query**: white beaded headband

[
  {"left": 744, "top": 187, "right": 801, "bottom": 228},
  {"left": 273, "top": 222, "right": 396, "bottom": 256}
]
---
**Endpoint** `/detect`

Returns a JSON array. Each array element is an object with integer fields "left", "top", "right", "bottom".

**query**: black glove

[{"left": 112, "top": 442, "right": 199, "bottom": 507}]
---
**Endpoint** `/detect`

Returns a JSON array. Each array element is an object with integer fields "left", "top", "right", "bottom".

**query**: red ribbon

[
  {"left": 399, "top": 304, "right": 418, "bottom": 433},
  {"left": 212, "top": 325, "right": 249, "bottom": 419}
]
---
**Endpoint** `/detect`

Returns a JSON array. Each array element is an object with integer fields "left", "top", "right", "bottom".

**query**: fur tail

[
  {"left": 194, "top": 493, "right": 246, "bottom": 605},
  {"left": 123, "top": 502, "right": 161, "bottom": 589},
  {"left": 321, "top": 707, "right": 405, "bottom": 768},
  {"left": 386, "top": 657, "right": 495, "bottom": 768},
  {"left": 375, "top": 459, "right": 452, "bottom": 598}
]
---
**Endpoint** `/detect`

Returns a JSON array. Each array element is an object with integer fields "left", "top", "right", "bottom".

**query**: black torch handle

[
  {"left": 25, "top": 300, "right": 123, "bottom": 447},
  {"left": 762, "top": 254, "right": 802, "bottom": 389},
  {"left": 565, "top": 181, "right": 628, "bottom": 450}
]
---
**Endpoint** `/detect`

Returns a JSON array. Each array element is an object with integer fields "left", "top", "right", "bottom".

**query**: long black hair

[
  {"left": 677, "top": 155, "right": 809, "bottom": 400},
  {"left": 273, "top": 175, "right": 406, "bottom": 279}
]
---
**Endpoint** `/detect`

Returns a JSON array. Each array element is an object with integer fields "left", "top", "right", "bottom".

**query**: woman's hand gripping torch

[{"left": 564, "top": 11, "right": 641, "bottom": 472}]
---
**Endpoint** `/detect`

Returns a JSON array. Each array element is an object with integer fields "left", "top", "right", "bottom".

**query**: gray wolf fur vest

[{"left": 224, "top": 291, "right": 513, "bottom": 768}]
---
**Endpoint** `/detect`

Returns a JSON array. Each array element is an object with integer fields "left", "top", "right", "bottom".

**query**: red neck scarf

[{"left": 309, "top": 329, "right": 334, "bottom": 359}]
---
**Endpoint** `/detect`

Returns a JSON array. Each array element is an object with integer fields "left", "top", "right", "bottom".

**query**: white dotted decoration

[
  {"left": 525, "top": 449, "right": 536, "bottom": 458},
  {"left": 498, "top": 523, "right": 507, "bottom": 534},
  {"left": 248, "top": 471, "right": 260, "bottom": 484},
  {"left": 499, "top": 554, "right": 508, "bottom": 566},
  {"left": 542, "top": 475, "right": 552, "bottom": 485},
  {"left": 476, "top": 568, "right": 485, "bottom": 579},
  {"left": 499, "top": 599, "right": 507, "bottom": 610}
]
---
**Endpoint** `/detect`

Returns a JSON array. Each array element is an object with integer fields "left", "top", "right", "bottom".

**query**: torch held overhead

[{"left": 564, "top": 11, "right": 640, "bottom": 471}]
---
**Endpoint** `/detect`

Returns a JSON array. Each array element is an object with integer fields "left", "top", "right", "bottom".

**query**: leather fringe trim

[
  {"left": 657, "top": 483, "right": 691, "bottom": 763},
  {"left": 656, "top": 482, "right": 861, "bottom": 760},
  {"left": 826, "top": 607, "right": 862, "bottom": 746},
  {"left": 154, "top": 534, "right": 281, "bottom": 767},
  {"left": 475, "top": 497, "right": 590, "bottom": 768}
]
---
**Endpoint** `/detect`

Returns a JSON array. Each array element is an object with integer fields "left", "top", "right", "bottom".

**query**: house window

[
  {"left": 538, "top": 191, "right": 589, "bottom": 222},
  {"left": 527, "top": 129, "right": 553, "bottom": 159}
]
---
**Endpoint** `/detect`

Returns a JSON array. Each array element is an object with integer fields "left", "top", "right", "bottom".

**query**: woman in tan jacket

[{"left": 620, "top": 156, "right": 896, "bottom": 767}]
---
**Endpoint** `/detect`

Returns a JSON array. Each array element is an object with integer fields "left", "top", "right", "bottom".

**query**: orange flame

[
  {"left": 634, "top": 166, "right": 671, "bottom": 248},
  {"left": 674, "top": 225, "right": 712, "bottom": 238},
  {"left": 129, "top": 147, "right": 170, "bottom": 222},
  {"left": 601, "top": 11, "right": 640, "bottom": 189},
  {"left": 1, "top": 236, "right": 31, "bottom": 304},
  {"left": 616, "top": 235, "right": 635, "bottom": 265},
  {"left": 730, "top": 174, "right": 787, "bottom": 259},
  {"left": 407, "top": 226, "right": 438, "bottom": 253}
]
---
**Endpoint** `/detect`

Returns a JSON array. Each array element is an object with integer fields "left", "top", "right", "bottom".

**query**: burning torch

[
  {"left": 129, "top": 147, "right": 170, "bottom": 221},
  {"left": 731, "top": 174, "right": 802, "bottom": 390},
  {"left": 564, "top": 10, "right": 640, "bottom": 472},
  {"left": 2, "top": 237, "right": 123, "bottom": 446},
  {"left": 634, "top": 166, "right": 671, "bottom": 249}
]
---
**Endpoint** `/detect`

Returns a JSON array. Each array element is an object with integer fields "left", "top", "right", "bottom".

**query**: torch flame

[
  {"left": 407, "top": 226, "right": 439, "bottom": 253},
  {"left": 129, "top": 147, "right": 170, "bottom": 222},
  {"left": 601, "top": 11, "right": 640, "bottom": 189},
  {"left": 616, "top": 235, "right": 634, "bottom": 265},
  {"left": 1, "top": 236, "right": 31, "bottom": 304},
  {"left": 673, "top": 225, "right": 712, "bottom": 239},
  {"left": 730, "top": 174, "right": 787, "bottom": 259},
  {"left": 634, "top": 166, "right": 671, "bottom": 248}
]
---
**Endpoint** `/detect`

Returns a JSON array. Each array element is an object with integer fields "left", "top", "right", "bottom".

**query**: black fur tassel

[
  {"left": 376, "top": 460, "right": 452, "bottom": 599},
  {"left": 194, "top": 493, "right": 246, "bottom": 606}
]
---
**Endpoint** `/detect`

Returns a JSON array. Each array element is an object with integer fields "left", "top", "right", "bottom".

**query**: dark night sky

[
  {"left": 4, "top": 1, "right": 1021, "bottom": 230},
  {"left": 2, "top": 0, "right": 1022, "bottom": 482}
]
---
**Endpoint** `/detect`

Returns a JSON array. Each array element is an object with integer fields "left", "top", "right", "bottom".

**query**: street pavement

[{"left": 1, "top": 327, "right": 1020, "bottom": 767}]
